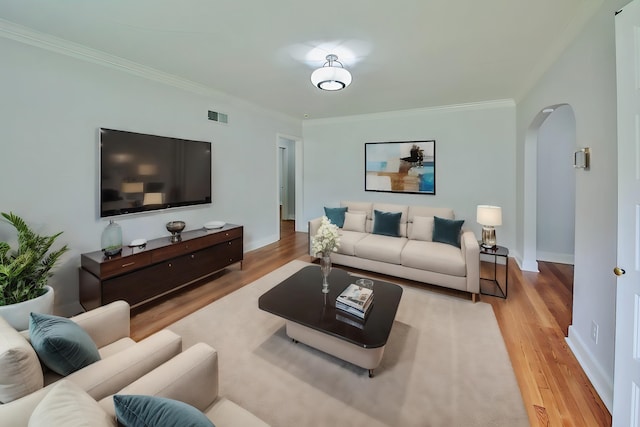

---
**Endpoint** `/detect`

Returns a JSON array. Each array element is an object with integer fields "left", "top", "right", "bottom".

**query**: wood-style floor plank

[{"left": 130, "top": 224, "right": 612, "bottom": 426}]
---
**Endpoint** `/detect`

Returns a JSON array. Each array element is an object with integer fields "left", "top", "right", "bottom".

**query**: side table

[{"left": 479, "top": 244, "right": 508, "bottom": 299}]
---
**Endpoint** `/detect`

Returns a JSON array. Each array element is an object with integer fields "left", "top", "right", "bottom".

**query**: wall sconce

[{"left": 574, "top": 148, "right": 590, "bottom": 170}]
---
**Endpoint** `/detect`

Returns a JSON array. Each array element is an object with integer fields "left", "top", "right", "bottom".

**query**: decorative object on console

[
  {"left": 128, "top": 238, "right": 147, "bottom": 248},
  {"left": 203, "top": 220, "right": 225, "bottom": 230},
  {"left": 477, "top": 205, "right": 502, "bottom": 249},
  {"left": 0, "top": 212, "right": 68, "bottom": 329},
  {"left": 166, "top": 221, "right": 186, "bottom": 243},
  {"left": 311, "top": 216, "right": 341, "bottom": 294},
  {"left": 365, "top": 141, "right": 436, "bottom": 194},
  {"left": 101, "top": 219, "right": 123, "bottom": 257},
  {"left": 311, "top": 54, "right": 352, "bottom": 91}
]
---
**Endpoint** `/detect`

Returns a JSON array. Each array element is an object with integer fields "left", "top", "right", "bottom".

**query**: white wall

[
  {"left": 536, "top": 105, "right": 576, "bottom": 264},
  {"left": 516, "top": 0, "right": 628, "bottom": 410},
  {"left": 302, "top": 101, "right": 517, "bottom": 251},
  {"left": 0, "top": 36, "right": 301, "bottom": 316}
]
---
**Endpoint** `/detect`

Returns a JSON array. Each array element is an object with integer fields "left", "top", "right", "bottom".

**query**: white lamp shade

[
  {"left": 311, "top": 66, "right": 352, "bottom": 91},
  {"left": 477, "top": 205, "right": 502, "bottom": 226}
]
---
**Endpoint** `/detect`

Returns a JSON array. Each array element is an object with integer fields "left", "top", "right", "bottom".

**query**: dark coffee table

[{"left": 258, "top": 265, "right": 403, "bottom": 377}]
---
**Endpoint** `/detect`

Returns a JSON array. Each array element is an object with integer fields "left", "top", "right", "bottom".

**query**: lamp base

[{"left": 481, "top": 226, "right": 497, "bottom": 249}]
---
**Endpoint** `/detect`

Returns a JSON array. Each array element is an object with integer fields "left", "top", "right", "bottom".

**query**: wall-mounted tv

[{"left": 100, "top": 128, "right": 211, "bottom": 218}]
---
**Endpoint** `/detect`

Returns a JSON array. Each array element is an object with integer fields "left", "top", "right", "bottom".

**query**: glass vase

[
  {"left": 320, "top": 254, "right": 332, "bottom": 294},
  {"left": 101, "top": 220, "right": 123, "bottom": 257}
]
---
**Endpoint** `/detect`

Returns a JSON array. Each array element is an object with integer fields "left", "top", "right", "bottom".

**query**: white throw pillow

[
  {"left": 29, "top": 380, "right": 115, "bottom": 427},
  {"left": 0, "top": 316, "right": 44, "bottom": 403},
  {"left": 409, "top": 216, "right": 434, "bottom": 241},
  {"left": 343, "top": 212, "right": 367, "bottom": 232}
]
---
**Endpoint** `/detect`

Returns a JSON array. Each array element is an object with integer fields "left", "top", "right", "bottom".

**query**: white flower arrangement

[{"left": 312, "top": 216, "right": 341, "bottom": 257}]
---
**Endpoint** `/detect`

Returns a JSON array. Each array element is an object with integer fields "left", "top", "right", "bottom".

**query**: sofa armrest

[
  {"left": 71, "top": 301, "right": 131, "bottom": 348},
  {"left": 461, "top": 230, "right": 480, "bottom": 294},
  {"left": 65, "top": 329, "right": 182, "bottom": 401},
  {"left": 0, "top": 386, "right": 51, "bottom": 426},
  {"left": 308, "top": 217, "right": 323, "bottom": 257},
  {"left": 98, "top": 342, "right": 219, "bottom": 418}
]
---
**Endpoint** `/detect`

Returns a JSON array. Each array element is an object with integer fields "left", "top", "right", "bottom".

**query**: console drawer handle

[
  {"left": 191, "top": 254, "right": 195, "bottom": 259},
  {"left": 121, "top": 262, "right": 135, "bottom": 268}
]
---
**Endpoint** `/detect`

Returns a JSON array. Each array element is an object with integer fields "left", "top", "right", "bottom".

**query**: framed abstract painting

[{"left": 364, "top": 140, "right": 436, "bottom": 194}]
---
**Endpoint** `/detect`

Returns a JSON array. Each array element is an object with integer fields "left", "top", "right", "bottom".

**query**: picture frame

[{"left": 365, "top": 140, "right": 436, "bottom": 194}]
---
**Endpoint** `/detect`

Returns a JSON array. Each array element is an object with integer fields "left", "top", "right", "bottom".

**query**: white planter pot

[{"left": 0, "top": 286, "right": 55, "bottom": 331}]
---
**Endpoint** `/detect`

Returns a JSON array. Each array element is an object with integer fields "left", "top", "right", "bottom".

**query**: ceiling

[{"left": 0, "top": 0, "right": 603, "bottom": 120}]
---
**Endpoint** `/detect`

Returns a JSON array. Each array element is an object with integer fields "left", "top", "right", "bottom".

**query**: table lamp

[{"left": 477, "top": 205, "right": 502, "bottom": 249}]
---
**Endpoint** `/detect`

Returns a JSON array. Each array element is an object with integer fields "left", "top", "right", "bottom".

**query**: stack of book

[{"left": 336, "top": 283, "right": 374, "bottom": 319}]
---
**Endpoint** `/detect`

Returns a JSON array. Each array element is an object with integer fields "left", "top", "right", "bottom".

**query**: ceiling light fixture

[{"left": 311, "top": 54, "right": 352, "bottom": 91}]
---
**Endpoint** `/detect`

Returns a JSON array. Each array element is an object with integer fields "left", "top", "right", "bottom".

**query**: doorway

[
  {"left": 277, "top": 134, "right": 302, "bottom": 238},
  {"left": 522, "top": 103, "right": 577, "bottom": 271}
]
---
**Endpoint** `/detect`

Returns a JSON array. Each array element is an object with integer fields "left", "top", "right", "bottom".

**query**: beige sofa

[
  {"left": 0, "top": 300, "right": 182, "bottom": 405},
  {"left": 0, "top": 343, "right": 269, "bottom": 426},
  {"left": 309, "top": 201, "right": 480, "bottom": 300}
]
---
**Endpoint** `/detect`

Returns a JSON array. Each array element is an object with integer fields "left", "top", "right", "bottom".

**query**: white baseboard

[
  {"left": 515, "top": 255, "right": 539, "bottom": 272},
  {"left": 566, "top": 325, "right": 613, "bottom": 412},
  {"left": 537, "top": 251, "right": 574, "bottom": 265}
]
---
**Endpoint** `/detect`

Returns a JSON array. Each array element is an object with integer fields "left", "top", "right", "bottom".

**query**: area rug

[{"left": 168, "top": 260, "right": 529, "bottom": 427}]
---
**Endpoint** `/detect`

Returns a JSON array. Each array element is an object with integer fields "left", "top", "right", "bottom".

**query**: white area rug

[{"left": 168, "top": 260, "right": 528, "bottom": 427}]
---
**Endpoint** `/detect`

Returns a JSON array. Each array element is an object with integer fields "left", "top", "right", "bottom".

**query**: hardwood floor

[{"left": 130, "top": 224, "right": 611, "bottom": 426}]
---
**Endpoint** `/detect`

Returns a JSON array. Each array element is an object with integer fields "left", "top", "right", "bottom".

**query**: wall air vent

[{"left": 208, "top": 110, "right": 228, "bottom": 124}]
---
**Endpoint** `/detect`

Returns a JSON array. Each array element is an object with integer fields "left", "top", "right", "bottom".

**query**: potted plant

[{"left": 0, "top": 212, "right": 68, "bottom": 329}]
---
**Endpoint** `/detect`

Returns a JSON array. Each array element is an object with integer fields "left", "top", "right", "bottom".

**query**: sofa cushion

[
  {"left": 432, "top": 216, "right": 464, "bottom": 248},
  {"left": 0, "top": 316, "right": 44, "bottom": 403},
  {"left": 355, "top": 234, "right": 408, "bottom": 265},
  {"left": 343, "top": 212, "right": 367, "bottom": 232},
  {"left": 336, "top": 231, "right": 368, "bottom": 256},
  {"left": 114, "top": 394, "right": 215, "bottom": 427},
  {"left": 30, "top": 312, "right": 101, "bottom": 376},
  {"left": 372, "top": 210, "right": 402, "bottom": 237},
  {"left": 401, "top": 240, "right": 467, "bottom": 277},
  {"left": 29, "top": 380, "right": 115, "bottom": 427},
  {"left": 324, "top": 207, "right": 347, "bottom": 228},
  {"left": 341, "top": 201, "right": 373, "bottom": 218},
  {"left": 408, "top": 205, "right": 454, "bottom": 221},
  {"left": 373, "top": 203, "right": 408, "bottom": 237},
  {"left": 409, "top": 216, "right": 434, "bottom": 241}
]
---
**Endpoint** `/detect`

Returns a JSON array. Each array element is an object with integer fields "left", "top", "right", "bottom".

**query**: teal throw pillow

[
  {"left": 324, "top": 207, "right": 348, "bottom": 228},
  {"left": 114, "top": 395, "right": 215, "bottom": 427},
  {"left": 432, "top": 216, "right": 465, "bottom": 248},
  {"left": 29, "top": 312, "right": 101, "bottom": 376},
  {"left": 372, "top": 210, "right": 402, "bottom": 237}
]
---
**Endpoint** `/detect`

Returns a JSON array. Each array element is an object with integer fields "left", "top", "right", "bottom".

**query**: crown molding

[
  {"left": 0, "top": 19, "right": 224, "bottom": 98},
  {"left": 303, "top": 99, "right": 516, "bottom": 126},
  {"left": 0, "top": 19, "right": 300, "bottom": 125}
]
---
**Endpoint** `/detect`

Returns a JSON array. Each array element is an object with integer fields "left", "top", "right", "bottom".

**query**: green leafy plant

[{"left": 0, "top": 212, "right": 69, "bottom": 306}]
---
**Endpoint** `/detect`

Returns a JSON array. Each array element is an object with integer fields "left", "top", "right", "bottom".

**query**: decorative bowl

[{"left": 166, "top": 221, "right": 186, "bottom": 242}]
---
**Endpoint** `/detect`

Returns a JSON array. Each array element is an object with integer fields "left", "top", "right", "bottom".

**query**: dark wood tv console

[{"left": 79, "top": 224, "right": 243, "bottom": 310}]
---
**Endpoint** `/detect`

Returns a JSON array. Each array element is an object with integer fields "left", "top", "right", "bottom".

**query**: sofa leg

[{"left": 472, "top": 293, "right": 478, "bottom": 303}]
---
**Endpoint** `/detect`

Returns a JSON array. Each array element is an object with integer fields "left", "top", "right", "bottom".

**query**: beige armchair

[
  {"left": 0, "top": 343, "right": 268, "bottom": 426},
  {"left": 0, "top": 300, "right": 181, "bottom": 416}
]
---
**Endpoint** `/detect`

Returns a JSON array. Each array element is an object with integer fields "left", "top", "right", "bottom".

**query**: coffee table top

[{"left": 258, "top": 266, "right": 403, "bottom": 349}]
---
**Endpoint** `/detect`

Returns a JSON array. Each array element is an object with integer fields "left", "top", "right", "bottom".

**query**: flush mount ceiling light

[{"left": 310, "top": 54, "right": 352, "bottom": 91}]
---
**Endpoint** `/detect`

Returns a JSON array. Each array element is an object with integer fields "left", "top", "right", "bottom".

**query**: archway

[{"left": 522, "top": 104, "right": 576, "bottom": 271}]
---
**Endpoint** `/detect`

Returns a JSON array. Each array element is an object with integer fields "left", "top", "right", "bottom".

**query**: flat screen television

[{"left": 100, "top": 128, "right": 211, "bottom": 218}]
